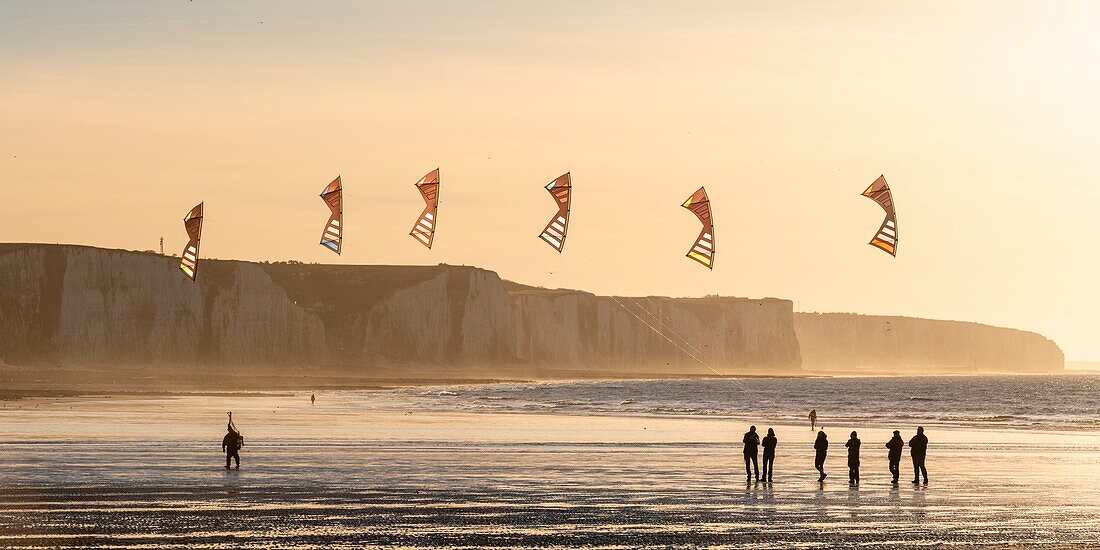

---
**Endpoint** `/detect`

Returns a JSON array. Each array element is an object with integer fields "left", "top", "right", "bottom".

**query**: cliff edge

[
  {"left": 795, "top": 313, "right": 1064, "bottom": 374},
  {"left": 0, "top": 244, "right": 802, "bottom": 378},
  {"left": 0, "top": 244, "right": 1064, "bottom": 381}
]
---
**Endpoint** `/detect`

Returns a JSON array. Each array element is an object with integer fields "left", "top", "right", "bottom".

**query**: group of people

[
  {"left": 742, "top": 417, "right": 930, "bottom": 485},
  {"left": 218, "top": 403, "right": 932, "bottom": 485}
]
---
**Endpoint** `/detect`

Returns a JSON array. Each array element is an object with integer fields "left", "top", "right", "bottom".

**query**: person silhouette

[
  {"left": 909, "top": 427, "right": 929, "bottom": 484},
  {"left": 311, "top": 393, "right": 316, "bottom": 405},
  {"left": 222, "top": 424, "right": 243, "bottom": 469},
  {"left": 761, "top": 428, "right": 777, "bottom": 482},
  {"left": 814, "top": 430, "right": 829, "bottom": 482},
  {"left": 809, "top": 409, "right": 817, "bottom": 431},
  {"left": 885, "top": 430, "right": 904, "bottom": 484},
  {"left": 743, "top": 425, "right": 761, "bottom": 482},
  {"left": 845, "top": 431, "right": 861, "bottom": 484}
]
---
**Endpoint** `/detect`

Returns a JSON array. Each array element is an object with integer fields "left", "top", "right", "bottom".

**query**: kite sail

[
  {"left": 681, "top": 187, "right": 715, "bottom": 269},
  {"left": 319, "top": 176, "right": 343, "bottom": 254},
  {"left": 179, "top": 202, "right": 203, "bottom": 281},
  {"left": 410, "top": 168, "right": 440, "bottom": 249},
  {"left": 538, "top": 172, "right": 572, "bottom": 252},
  {"left": 861, "top": 175, "right": 898, "bottom": 257}
]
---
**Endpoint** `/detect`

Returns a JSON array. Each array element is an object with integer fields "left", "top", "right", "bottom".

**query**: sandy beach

[{"left": 0, "top": 386, "right": 1098, "bottom": 548}]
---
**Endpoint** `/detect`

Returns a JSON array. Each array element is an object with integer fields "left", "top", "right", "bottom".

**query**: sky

[{"left": 2, "top": 1, "right": 1099, "bottom": 359}]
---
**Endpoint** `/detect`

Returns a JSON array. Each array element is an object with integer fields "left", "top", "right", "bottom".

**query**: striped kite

[
  {"left": 681, "top": 187, "right": 714, "bottom": 269},
  {"left": 862, "top": 175, "right": 898, "bottom": 257},
  {"left": 179, "top": 202, "right": 203, "bottom": 281},
  {"left": 319, "top": 176, "right": 343, "bottom": 254},
  {"left": 410, "top": 168, "right": 440, "bottom": 249},
  {"left": 538, "top": 172, "right": 572, "bottom": 252}
]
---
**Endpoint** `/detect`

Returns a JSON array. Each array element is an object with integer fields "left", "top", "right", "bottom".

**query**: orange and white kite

[
  {"left": 862, "top": 175, "right": 898, "bottom": 257},
  {"left": 681, "top": 187, "right": 714, "bottom": 269},
  {"left": 538, "top": 172, "right": 572, "bottom": 252},
  {"left": 410, "top": 169, "right": 440, "bottom": 249},
  {"left": 319, "top": 176, "right": 343, "bottom": 254},
  {"left": 179, "top": 202, "right": 204, "bottom": 281}
]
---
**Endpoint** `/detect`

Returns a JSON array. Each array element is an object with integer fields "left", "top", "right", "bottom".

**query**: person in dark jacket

[
  {"left": 742, "top": 425, "right": 760, "bottom": 482},
  {"left": 222, "top": 426, "right": 244, "bottom": 469},
  {"left": 845, "top": 431, "right": 861, "bottom": 484},
  {"left": 813, "top": 431, "right": 828, "bottom": 482},
  {"left": 909, "top": 427, "right": 928, "bottom": 484},
  {"left": 885, "top": 430, "right": 904, "bottom": 483},
  {"left": 761, "top": 428, "right": 778, "bottom": 482}
]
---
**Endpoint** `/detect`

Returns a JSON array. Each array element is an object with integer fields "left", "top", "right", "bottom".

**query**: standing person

[
  {"left": 742, "top": 425, "right": 761, "bottom": 482},
  {"left": 311, "top": 393, "right": 316, "bottom": 405},
  {"left": 809, "top": 409, "right": 818, "bottom": 431},
  {"left": 761, "top": 428, "right": 778, "bottom": 482},
  {"left": 814, "top": 431, "right": 829, "bottom": 482},
  {"left": 885, "top": 430, "right": 904, "bottom": 484},
  {"left": 222, "top": 412, "right": 244, "bottom": 470},
  {"left": 222, "top": 424, "right": 244, "bottom": 469},
  {"left": 909, "top": 427, "right": 929, "bottom": 484},
  {"left": 845, "top": 431, "right": 861, "bottom": 485}
]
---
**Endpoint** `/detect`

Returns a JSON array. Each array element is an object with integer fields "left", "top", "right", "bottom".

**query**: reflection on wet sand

[{"left": 0, "top": 393, "right": 1097, "bottom": 547}]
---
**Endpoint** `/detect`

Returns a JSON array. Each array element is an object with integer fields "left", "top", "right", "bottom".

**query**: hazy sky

[{"left": 2, "top": 1, "right": 1099, "bottom": 359}]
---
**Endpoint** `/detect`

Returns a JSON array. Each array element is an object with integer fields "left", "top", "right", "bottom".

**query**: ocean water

[
  {"left": 1, "top": 375, "right": 1099, "bottom": 547},
  {"left": 399, "top": 375, "right": 1100, "bottom": 432}
]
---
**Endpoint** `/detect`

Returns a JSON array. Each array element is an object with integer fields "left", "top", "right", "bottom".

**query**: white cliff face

[
  {"left": 0, "top": 246, "right": 805, "bottom": 375},
  {"left": 0, "top": 246, "right": 329, "bottom": 368},
  {"left": 0, "top": 245, "right": 1064, "bottom": 377},
  {"left": 53, "top": 247, "right": 205, "bottom": 363},
  {"left": 0, "top": 246, "right": 521, "bottom": 370},
  {"left": 205, "top": 264, "right": 328, "bottom": 367},
  {"left": 0, "top": 247, "right": 57, "bottom": 362},
  {"left": 795, "top": 313, "right": 1065, "bottom": 373},
  {"left": 355, "top": 268, "right": 514, "bottom": 365},
  {"left": 509, "top": 291, "right": 803, "bottom": 374}
]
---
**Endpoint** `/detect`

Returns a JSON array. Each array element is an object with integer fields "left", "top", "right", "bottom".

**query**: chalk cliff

[
  {"left": 795, "top": 313, "right": 1064, "bottom": 373},
  {"left": 0, "top": 244, "right": 512, "bottom": 371},
  {"left": 0, "top": 244, "right": 800, "bottom": 375},
  {"left": 508, "top": 286, "right": 801, "bottom": 375},
  {"left": 0, "top": 244, "right": 1065, "bottom": 378}
]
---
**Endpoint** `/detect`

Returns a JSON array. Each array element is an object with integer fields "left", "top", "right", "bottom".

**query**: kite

[
  {"left": 861, "top": 175, "right": 898, "bottom": 257},
  {"left": 319, "top": 176, "right": 343, "bottom": 254},
  {"left": 681, "top": 187, "right": 715, "bottom": 269},
  {"left": 410, "top": 168, "right": 440, "bottom": 249},
  {"left": 538, "top": 172, "right": 572, "bottom": 252},
  {"left": 179, "top": 202, "right": 203, "bottom": 281}
]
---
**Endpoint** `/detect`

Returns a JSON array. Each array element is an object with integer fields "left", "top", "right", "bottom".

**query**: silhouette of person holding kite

[{"left": 222, "top": 412, "right": 244, "bottom": 469}]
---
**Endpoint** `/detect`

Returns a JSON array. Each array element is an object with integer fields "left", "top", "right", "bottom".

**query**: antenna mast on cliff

[{"left": 159, "top": 237, "right": 164, "bottom": 255}]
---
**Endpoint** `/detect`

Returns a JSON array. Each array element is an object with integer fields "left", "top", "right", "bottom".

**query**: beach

[{"left": 0, "top": 377, "right": 1098, "bottom": 547}]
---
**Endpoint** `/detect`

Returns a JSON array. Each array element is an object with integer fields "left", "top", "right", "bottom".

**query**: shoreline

[
  {"left": 1, "top": 400, "right": 1098, "bottom": 547},
  {"left": 2, "top": 389, "right": 1100, "bottom": 547},
  {"left": 0, "top": 367, "right": 1084, "bottom": 400}
]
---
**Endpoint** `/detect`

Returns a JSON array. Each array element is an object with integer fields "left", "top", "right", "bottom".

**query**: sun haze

[{"left": 2, "top": 1, "right": 1099, "bottom": 359}]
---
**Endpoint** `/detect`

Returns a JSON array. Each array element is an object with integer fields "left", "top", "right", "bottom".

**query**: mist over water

[{"left": 404, "top": 375, "right": 1100, "bottom": 432}]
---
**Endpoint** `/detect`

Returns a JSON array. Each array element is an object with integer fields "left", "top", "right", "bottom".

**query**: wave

[{"left": 402, "top": 375, "right": 1100, "bottom": 433}]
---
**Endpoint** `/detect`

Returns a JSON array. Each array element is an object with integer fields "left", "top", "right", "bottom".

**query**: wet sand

[{"left": 0, "top": 393, "right": 1098, "bottom": 547}]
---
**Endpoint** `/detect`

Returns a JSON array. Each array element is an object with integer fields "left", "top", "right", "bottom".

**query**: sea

[
  {"left": 1, "top": 374, "right": 1098, "bottom": 547},
  {"left": 398, "top": 374, "right": 1100, "bottom": 432}
]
